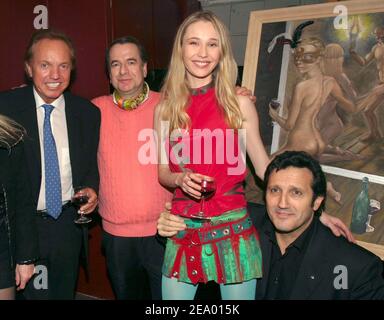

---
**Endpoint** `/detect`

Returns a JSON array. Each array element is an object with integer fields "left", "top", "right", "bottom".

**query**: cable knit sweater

[{"left": 92, "top": 91, "right": 171, "bottom": 237}]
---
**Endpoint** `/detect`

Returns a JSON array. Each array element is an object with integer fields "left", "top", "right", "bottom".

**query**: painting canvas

[{"left": 242, "top": 0, "right": 384, "bottom": 258}]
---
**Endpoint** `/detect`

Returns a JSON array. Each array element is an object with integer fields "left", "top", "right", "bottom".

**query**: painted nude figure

[
  {"left": 269, "top": 38, "right": 357, "bottom": 157},
  {"left": 350, "top": 26, "right": 384, "bottom": 142},
  {"left": 317, "top": 43, "right": 362, "bottom": 163}
]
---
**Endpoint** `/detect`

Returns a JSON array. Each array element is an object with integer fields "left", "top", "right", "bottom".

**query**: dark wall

[
  {"left": 111, "top": 0, "right": 200, "bottom": 92},
  {"left": 0, "top": 0, "right": 200, "bottom": 98}
]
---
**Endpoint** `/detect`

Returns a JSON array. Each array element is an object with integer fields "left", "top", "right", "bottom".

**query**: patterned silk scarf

[{"left": 112, "top": 82, "right": 149, "bottom": 111}]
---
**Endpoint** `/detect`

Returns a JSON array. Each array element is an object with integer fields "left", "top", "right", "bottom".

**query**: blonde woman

[
  {"left": 155, "top": 11, "right": 269, "bottom": 300},
  {"left": 0, "top": 115, "right": 37, "bottom": 300}
]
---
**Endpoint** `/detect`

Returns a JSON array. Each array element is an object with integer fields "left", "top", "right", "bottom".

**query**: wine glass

[
  {"left": 270, "top": 98, "right": 280, "bottom": 110},
  {"left": 191, "top": 178, "right": 216, "bottom": 219},
  {"left": 366, "top": 199, "right": 380, "bottom": 233},
  {"left": 72, "top": 186, "right": 92, "bottom": 224},
  {"left": 269, "top": 98, "right": 280, "bottom": 127}
]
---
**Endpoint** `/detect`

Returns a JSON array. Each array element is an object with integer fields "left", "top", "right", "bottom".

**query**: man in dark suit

[
  {"left": 250, "top": 151, "right": 384, "bottom": 299},
  {"left": 0, "top": 30, "right": 100, "bottom": 299},
  {"left": 158, "top": 151, "right": 384, "bottom": 299}
]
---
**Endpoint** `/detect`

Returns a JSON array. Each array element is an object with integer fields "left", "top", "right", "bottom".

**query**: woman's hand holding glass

[
  {"left": 176, "top": 172, "right": 214, "bottom": 199},
  {"left": 175, "top": 172, "right": 216, "bottom": 219}
]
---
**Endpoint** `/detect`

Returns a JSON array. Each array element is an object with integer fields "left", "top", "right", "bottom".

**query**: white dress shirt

[{"left": 34, "top": 89, "right": 73, "bottom": 211}]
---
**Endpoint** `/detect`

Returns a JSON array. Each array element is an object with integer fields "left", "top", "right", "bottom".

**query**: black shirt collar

[{"left": 264, "top": 216, "right": 317, "bottom": 253}]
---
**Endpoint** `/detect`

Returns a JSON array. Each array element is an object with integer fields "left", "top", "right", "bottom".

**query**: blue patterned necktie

[{"left": 42, "top": 104, "right": 62, "bottom": 219}]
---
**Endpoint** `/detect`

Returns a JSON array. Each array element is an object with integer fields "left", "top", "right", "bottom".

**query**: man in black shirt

[
  {"left": 158, "top": 151, "right": 384, "bottom": 299},
  {"left": 252, "top": 151, "right": 384, "bottom": 299},
  {"left": 263, "top": 214, "right": 315, "bottom": 300}
]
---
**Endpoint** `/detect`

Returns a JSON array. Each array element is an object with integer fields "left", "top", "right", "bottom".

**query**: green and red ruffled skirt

[{"left": 162, "top": 208, "right": 262, "bottom": 284}]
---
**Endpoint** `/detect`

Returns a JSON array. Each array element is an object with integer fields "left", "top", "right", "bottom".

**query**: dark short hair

[
  {"left": 24, "top": 29, "right": 76, "bottom": 70},
  {"left": 105, "top": 36, "right": 148, "bottom": 73},
  {"left": 264, "top": 151, "right": 327, "bottom": 216}
]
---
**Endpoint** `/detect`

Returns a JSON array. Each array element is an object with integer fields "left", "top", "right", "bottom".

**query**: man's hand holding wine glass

[
  {"left": 71, "top": 186, "right": 98, "bottom": 224},
  {"left": 76, "top": 187, "right": 98, "bottom": 214}
]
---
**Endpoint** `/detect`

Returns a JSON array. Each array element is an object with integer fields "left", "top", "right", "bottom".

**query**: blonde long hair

[
  {"left": 0, "top": 115, "right": 25, "bottom": 149},
  {"left": 160, "top": 11, "right": 242, "bottom": 133}
]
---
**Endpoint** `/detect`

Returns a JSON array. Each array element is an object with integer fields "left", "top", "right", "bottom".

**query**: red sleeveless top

[{"left": 168, "top": 87, "right": 246, "bottom": 218}]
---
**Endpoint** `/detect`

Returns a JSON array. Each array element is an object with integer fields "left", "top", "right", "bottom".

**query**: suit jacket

[
  {"left": 0, "top": 85, "right": 100, "bottom": 207},
  {"left": 247, "top": 202, "right": 384, "bottom": 300}
]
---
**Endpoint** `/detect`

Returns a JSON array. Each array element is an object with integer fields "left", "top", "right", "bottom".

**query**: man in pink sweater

[{"left": 92, "top": 36, "right": 171, "bottom": 300}]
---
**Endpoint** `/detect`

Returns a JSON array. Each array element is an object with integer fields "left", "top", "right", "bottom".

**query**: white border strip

[
  {"left": 322, "top": 165, "right": 384, "bottom": 185},
  {"left": 270, "top": 22, "right": 294, "bottom": 154}
]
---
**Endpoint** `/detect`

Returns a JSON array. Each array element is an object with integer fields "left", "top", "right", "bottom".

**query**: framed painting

[{"left": 242, "top": 0, "right": 384, "bottom": 258}]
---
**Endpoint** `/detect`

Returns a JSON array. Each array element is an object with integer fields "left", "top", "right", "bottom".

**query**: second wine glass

[{"left": 72, "top": 186, "right": 92, "bottom": 224}]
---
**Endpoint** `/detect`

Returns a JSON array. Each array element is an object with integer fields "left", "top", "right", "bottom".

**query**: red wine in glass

[
  {"left": 191, "top": 178, "right": 216, "bottom": 219},
  {"left": 72, "top": 195, "right": 89, "bottom": 207},
  {"left": 270, "top": 98, "right": 280, "bottom": 110},
  {"left": 72, "top": 186, "right": 92, "bottom": 224},
  {"left": 201, "top": 186, "right": 215, "bottom": 199}
]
